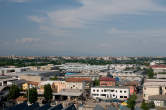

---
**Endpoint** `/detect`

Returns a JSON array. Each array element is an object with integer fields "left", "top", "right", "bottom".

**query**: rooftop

[
  {"left": 66, "top": 77, "right": 91, "bottom": 82},
  {"left": 151, "top": 64, "right": 166, "bottom": 69},
  {"left": 100, "top": 77, "right": 115, "bottom": 82},
  {"left": 92, "top": 86, "right": 129, "bottom": 89}
]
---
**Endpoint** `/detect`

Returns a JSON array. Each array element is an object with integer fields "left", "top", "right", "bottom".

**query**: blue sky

[{"left": 1, "top": 0, "right": 166, "bottom": 56}]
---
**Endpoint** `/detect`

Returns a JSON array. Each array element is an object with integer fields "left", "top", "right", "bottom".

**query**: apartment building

[
  {"left": 143, "top": 79, "right": 166, "bottom": 101},
  {"left": 91, "top": 86, "right": 130, "bottom": 100}
]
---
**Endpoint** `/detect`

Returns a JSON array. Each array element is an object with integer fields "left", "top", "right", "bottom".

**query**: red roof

[
  {"left": 66, "top": 78, "right": 92, "bottom": 82},
  {"left": 151, "top": 65, "right": 166, "bottom": 68},
  {"left": 100, "top": 77, "right": 116, "bottom": 82}
]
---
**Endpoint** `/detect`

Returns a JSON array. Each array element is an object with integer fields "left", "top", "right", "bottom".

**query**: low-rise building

[
  {"left": 91, "top": 86, "right": 130, "bottom": 100},
  {"left": 22, "top": 81, "right": 39, "bottom": 91},
  {"left": 100, "top": 77, "right": 116, "bottom": 87},
  {"left": 143, "top": 79, "right": 166, "bottom": 101},
  {"left": 0, "top": 67, "right": 30, "bottom": 74},
  {"left": 149, "top": 95, "right": 166, "bottom": 107},
  {"left": 65, "top": 73, "right": 100, "bottom": 81},
  {"left": 52, "top": 81, "right": 67, "bottom": 93},
  {"left": 66, "top": 81, "right": 85, "bottom": 90},
  {"left": 151, "top": 65, "right": 166, "bottom": 74},
  {"left": 124, "top": 81, "right": 138, "bottom": 95},
  {"left": 110, "top": 71, "right": 143, "bottom": 82},
  {"left": 66, "top": 77, "right": 92, "bottom": 90}
]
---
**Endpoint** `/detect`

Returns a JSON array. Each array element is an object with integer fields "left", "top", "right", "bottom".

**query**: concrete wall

[{"left": 143, "top": 86, "right": 160, "bottom": 100}]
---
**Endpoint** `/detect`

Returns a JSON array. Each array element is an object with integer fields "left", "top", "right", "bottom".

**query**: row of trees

[
  {"left": 127, "top": 94, "right": 155, "bottom": 110},
  {"left": 127, "top": 94, "right": 137, "bottom": 110},
  {"left": 8, "top": 84, "right": 53, "bottom": 104},
  {"left": 145, "top": 68, "right": 154, "bottom": 78},
  {"left": 0, "top": 57, "right": 155, "bottom": 67},
  {"left": 141, "top": 100, "right": 155, "bottom": 110},
  {"left": 28, "top": 84, "right": 53, "bottom": 104}
]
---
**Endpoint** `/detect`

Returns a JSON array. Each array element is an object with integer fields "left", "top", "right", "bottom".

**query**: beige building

[
  {"left": 66, "top": 82, "right": 85, "bottom": 90},
  {"left": 38, "top": 81, "right": 67, "bottom": 94},
  {"left": 143, "top": 79, "right": 166, "bottom": 101},
  {"left": 52, "top": 81, "right": 67, "bottom": 93},
  {"left": 28, "top": 64, "right": 55, "bottom": 71}
]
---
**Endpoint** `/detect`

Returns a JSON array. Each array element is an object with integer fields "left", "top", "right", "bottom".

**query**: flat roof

[{"left": 91, "top": 86, "right": 129, "bottom": 89}]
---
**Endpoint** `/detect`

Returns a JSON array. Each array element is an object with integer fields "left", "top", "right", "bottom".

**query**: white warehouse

[{"left": 91, "top": 86, "right": 130, "bottom": 101}]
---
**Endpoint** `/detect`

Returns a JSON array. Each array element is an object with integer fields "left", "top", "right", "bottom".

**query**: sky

[{"left": 1, "top": 0, "right": 166, "bottom": 56}]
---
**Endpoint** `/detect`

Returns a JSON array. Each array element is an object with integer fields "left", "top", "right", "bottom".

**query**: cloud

[
  {"left": 16, "top": 37, "right": 40, "bottom": 44},
  {"left": 107, "top": 28, "right": 166, "bottom": 38},
  {"left": 29, "top": 0, "right": 166, "bottom": 29},
  {"left": 28, "top": 16, "right": 46, "bottom": 23},
  {"left": 8, "top": 0, "right": 29, "bottom": 3}
]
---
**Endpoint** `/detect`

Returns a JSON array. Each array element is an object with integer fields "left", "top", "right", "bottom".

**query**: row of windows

[
  {"left": 120, "top": 96, "right": 128, "bottom": 98},
  {"left": 92, "top": 94, "right": 128, "bottom": 99},
  {"left": 93, "top": 89, "right": 127, "bottom": 93},
  {"left": 144, "top": 87, "right": 166, "bottom": 90}
]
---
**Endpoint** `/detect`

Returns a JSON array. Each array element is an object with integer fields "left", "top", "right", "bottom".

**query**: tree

[
  {"left": 44, "top": 84, "right": 53, "bottom": 102},
  {"left": 28, "top": 87, "right": 38, "bottom": 104},
  {"left": 127, "top": 94, "right": 137, "bottom": 110},
  {"left": 148, "top": 101, "right": 155, "bottom": 108},
  {"left": 141, "top": 100, "right": 149, "bottom": 110},
  {"left": 8, "top": 84, "right": 20, "bottom": 100},
  {"left": 141, "top": 100, "right": 155, "bottom": 110},
  {"left": 93, "top": 79, "right": 100, "bottom": 86},
  {"left": 50, "top": 75, "right": 58, "bottom": 80},
  {"left": 146, "top": 68, "right": 154, "bottom": 78}
]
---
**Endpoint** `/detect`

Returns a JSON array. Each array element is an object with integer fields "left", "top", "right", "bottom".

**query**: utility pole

[{"left": 27, "top": 84, "right": 30, "bottom": 105}]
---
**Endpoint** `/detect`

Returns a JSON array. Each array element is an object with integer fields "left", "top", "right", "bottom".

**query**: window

[
  {"left": 97, "top": 89, "right": 99, "bottom": 92},
  {"left": 111, "top": 90, "right": 114, "bottom": 92},
  {"left": 100, "top": 94, "right": 106, "bottom": 96},
  {"left": 93, "top": 89, "right": 95, "bottom": 92},
  {"left": 104, "top": 89, "right": 106, "bottom": 92},
  {"left": 120, "top": 90, "right": 122, "bottom": 93},
  {"left": 124, "top": 91, "right": 126, "bottom": 93},
  {"left": 101, "top": 90, "right": 103, "bottom": 92},
  {"left": 144, "top": 94, "right": 146, "bottom": 97},
  {"left": 124, "top": 96, "right": 127, "bottom": 98},
  {"left": 92, "top": 94, "right": 99, "bottom": 96},
  {"left": 144, "top": 87, "right": 146, "bottom": 90},
  {"left": 120, "top": 96, "right": 123, "bottom": 98},
  {"left": 165, "top": 87, "right": 166, "bottom": 89}
]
